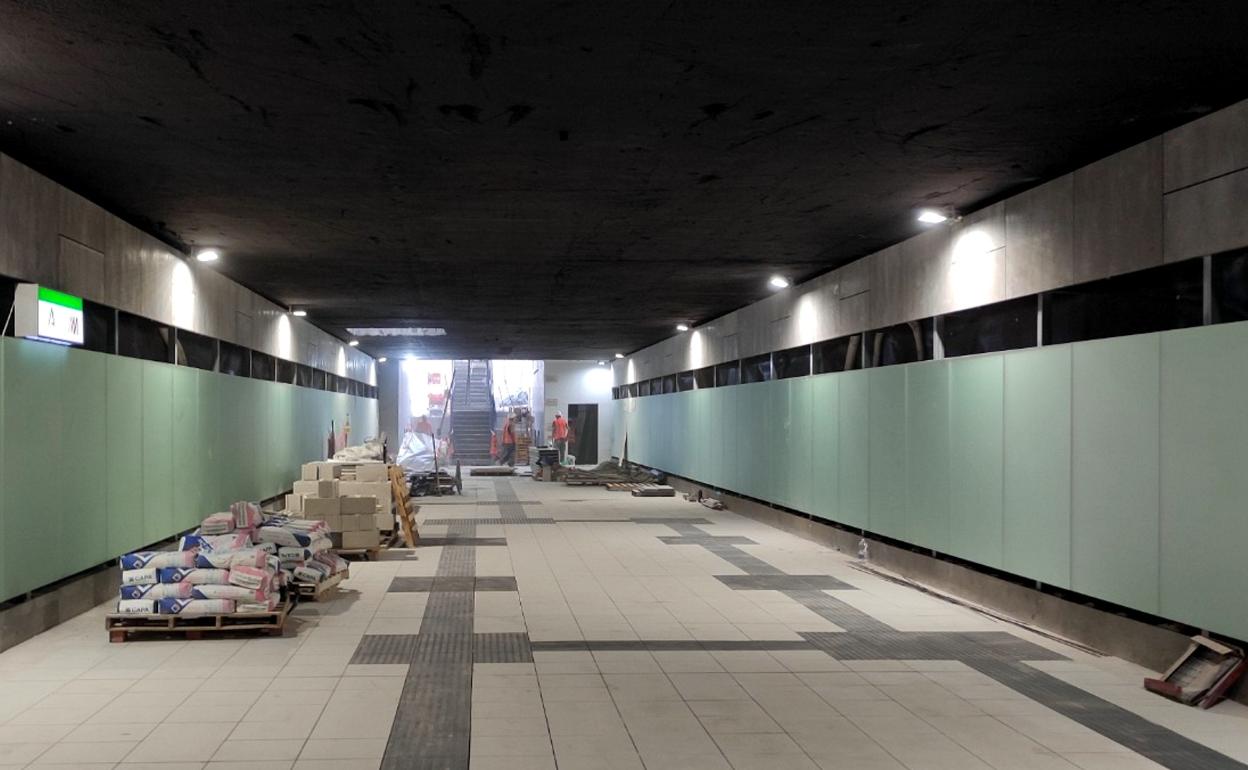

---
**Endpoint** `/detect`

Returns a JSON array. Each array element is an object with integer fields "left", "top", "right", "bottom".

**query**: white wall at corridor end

[{"left": 542, "top": 360, "right": 615, "bottom": 463}]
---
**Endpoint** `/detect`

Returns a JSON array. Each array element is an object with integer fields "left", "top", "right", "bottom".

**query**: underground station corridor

[{"left": 1, "top": 3, "right": 1248, "bottom": 769}]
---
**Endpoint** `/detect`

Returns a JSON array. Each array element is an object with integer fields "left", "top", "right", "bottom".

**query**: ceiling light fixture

[
  {"left": 917, "top": 208, "right": 949, "bottom": 224},
  {"left": 348, "top": 340, "right": 359, "bottom": 347},
  {"left": 291, "top": 309, "right": 307, "bottom": 318},
  {"left": 614, "top": 353, "right": 625, "bottom": 359},
  {"left": 676, "top": 323, "right": 690, "bottom": 332},
  {"left": 597, "top": 360, "right": 607, "bottom": 366},
  {"left": 346, "top": 327, "right": 446, "bottom": 337},
  {"left": 195, "top": 249, "right": 220, "bottom": 263},
  {"left": 769, "top": 275, "right": 790, "bottom": 289},
  {"left": 377, "top": 356, "right": 388, "bottom": 363}
]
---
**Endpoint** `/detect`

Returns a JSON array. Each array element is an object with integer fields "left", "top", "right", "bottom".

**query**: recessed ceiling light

[
  {"left": 917, "top": 209, "right": 948, "bottom": 224},
  {"left": 346, "top": 326, "right": 446, "bottom": 337},
  {"left": 377, "top": 356, "right": 388, "bottom": 363},
  {"left": 769, "top": 275, "right": 790, "bottom": 289},
  {"left": 597, "top": 360, "right": 607, "bottom": 365},
  {"left": 195, "top": 249, "right": 220, "bottom": 263},
  {"left": 291, "top": 309, "right": 307, "bottom": 317},
  {"left": 348, "top": 340, "right": 359, "bottom": 347},
  {"left": 676, "top": 323, "right": 690, "bottom": 332},
  {"left": 614, "top": 353, "right": 625, "bottom": 359}
]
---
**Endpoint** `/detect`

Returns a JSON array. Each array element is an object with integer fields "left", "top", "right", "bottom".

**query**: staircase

[{"left": 450, "top": 360, "right": 496, "bottom": 466}]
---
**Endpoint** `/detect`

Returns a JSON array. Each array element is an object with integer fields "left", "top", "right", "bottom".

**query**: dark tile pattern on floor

[
  {"left": 380, "top": 516, "right": 478, "bottom": 770},
  {"left": 716, "top": 574, "right": 854, "bottom": 591},
  {"left": 363, "top": 488, "right": 1248, "bottom": 770},
  {"left": 387, "top": 576, "right": 519, "bottom": 593},
  {"left": 530, "top": 639, "right": 818, "bottom": 652},
  {"left": 418, "top": 536, "right": 508, "bottom": 547},
  {"left": 350, "top": 634, "right": 420, "bottom": 665},
  {"left": 474, "top": 632, "right": 534, "bottom": 663},
  {"left": 423, "top": 518, "right": 556, "bottom": 526},
  {"left": 655, "top": 519, "right": 1248, "bottom": 770},
  {"left": 660, "top": 535, "right": 758, "bottom": 546},
  {"left": 973, "top": 659, "right": 1248, "bottom": 770}
]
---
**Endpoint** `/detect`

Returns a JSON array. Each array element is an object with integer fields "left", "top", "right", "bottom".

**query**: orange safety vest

[
  {"left": 502, "top": 421, "right": 515, "bottom": 444},
  {"left": 552, "top": 416, "right": 569, "bottom": 440}
]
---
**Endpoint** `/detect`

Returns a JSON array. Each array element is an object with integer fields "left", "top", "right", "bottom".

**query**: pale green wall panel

[
  {"left": 867, "top": 367, "right": 907, "bottom": 539},
  {"left": 1071, "top": 334, "right": 1160, "bottom": 614},
  {"left": 784, "top": 377, "right": 814, "bottom": 514},
  {"left": 617, "top": 322, "right": 1248, "bottom": 642},
  {"left": 0, "top": 341, "right": 5, "bottom": 600},
  {"left": 1003, "top": 346, "right": 1072, "bottom": 588},
  {"left": 721, "top": 386, "right": 739, "bottom": 492},
  {"left": 744, "top": 382, "right": 771, "bottom": 501},
  {"left": 2, "top": 338, "right": 382, "bottom": 603},
  {"left": 61, "top": 349, "right": 109, "bottom": 573},
  {"left": 905, "top": 362, "right": 950, "bottom": 552},
  {"left": 141, "top": 364, "right": 175, "bottom": 544},
  {"left": 706, "top": 389, "right": 724, "bottom": 487},
  {"left": 837, "top": 370, "right": 870, "bottom": 529},
  {"left": 197, "top": 370, "right": 225, "bottom": 513},
  {"left": 689, "top": 389, "right": 708, "bottom": 482},
  {"left": 2, "top": 341, "right": 69, "bottom": 595},
  {"left": 948, "top": 356, "right": 1004, "bottom": 567},
  {"left": 105, "top": 356, "right": 145, "bottom": 557},
  {"left": 1158, "top": 323, "right": 1247, "bottom": 638},
  {"left": 171, "top": 367, "right": 203, "bottom": 528},
  {"left": 809, "top": 374, "right": 840, "bottom": 523},
  {"left": 660, "top": 394, "right": 676, "bottom": 472}
]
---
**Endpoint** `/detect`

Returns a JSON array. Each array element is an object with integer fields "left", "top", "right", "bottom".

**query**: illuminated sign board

[{"left": 14, "top": 284, "right": 84, "bottom": 346}]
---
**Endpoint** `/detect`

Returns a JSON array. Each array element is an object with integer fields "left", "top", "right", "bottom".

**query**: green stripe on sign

[{"left": 38, "top": 286, "right": 83, "bottom": 310}]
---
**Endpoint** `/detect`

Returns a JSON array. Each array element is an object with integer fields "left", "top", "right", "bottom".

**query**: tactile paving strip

[
  {"left": 474, "top": 632, "right": 534, "bottom": 663},
  {"left": 388, "top": 576, "right": 518, "bottom": 593},
  {"left": 350, "top": 634, "right": 420, "bottom": 665},
  {"left": 531, "top": 639, "right": 817, "bottom": 652},
  {"left": 418, "top": 536, "right": 508, "bottom": 547}
]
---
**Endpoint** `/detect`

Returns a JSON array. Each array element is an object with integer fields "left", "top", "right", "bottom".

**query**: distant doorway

[{"left": 566, "top": 403, "right": 598, "bottom": 465}]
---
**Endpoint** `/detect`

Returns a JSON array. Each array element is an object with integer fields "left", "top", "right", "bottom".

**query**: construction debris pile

[{"left": 564, "top": 459, "right": 662, "bottom": 486}]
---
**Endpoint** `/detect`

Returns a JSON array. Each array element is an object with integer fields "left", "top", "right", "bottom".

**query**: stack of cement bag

[
  {"left": 114, "top": 501, "right": 344, "bottom": 616},
  {"left": 255, "top": 515, "right": 348, "bottom": 586}
]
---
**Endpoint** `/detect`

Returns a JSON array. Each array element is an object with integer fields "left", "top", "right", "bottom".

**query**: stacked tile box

[{"left": 285, "top": 461, "right": 394, "bottom": 550}]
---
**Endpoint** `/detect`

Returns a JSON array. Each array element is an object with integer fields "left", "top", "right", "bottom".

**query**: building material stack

[{"left": 285, "top": 461, "right": 394, "bottom": 550}]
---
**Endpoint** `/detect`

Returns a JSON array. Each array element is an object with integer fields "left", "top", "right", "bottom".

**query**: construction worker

[
  {"left": 498, "top": 415, "right": 516, "bottom": 466},
  {"left": 552, "top": 411, "right": 570, "bottom": 464}
]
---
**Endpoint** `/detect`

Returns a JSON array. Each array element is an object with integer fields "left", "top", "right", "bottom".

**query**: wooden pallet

[
  {"left": 336, "top": 546, "right": 383, "bottom": 561},
  {"left": 470, "top": 465, "right": 516, "bottom": 476},
  {"left": 631, "top": 485, "right": 676, "bottom": 497},
  {"left": 607, "top": 482, "right": 658, "bottom": 492},
  {"left": 389, "top": 465, "right": 420, "bottom": 547},
  {"left": 292, "top": 568, "right": 349, "bottom": 601},
  {"left": 106, "top": 598, "right": 292, "bottom": 643}
]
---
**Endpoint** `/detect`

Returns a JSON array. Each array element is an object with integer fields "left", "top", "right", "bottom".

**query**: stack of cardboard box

[{"left": 285, "top": 462, "right": 394, "bottom": 550}]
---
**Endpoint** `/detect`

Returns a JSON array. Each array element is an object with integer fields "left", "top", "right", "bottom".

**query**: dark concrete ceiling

[{"left": 1, "top": 1, "right": 1246, "bottom": 359}]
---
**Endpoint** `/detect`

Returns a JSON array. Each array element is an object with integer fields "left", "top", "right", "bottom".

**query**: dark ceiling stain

[
  {"left": 438, "top": 104, "right": 481, "bottom": 123},
  {"left": 505, "top": 104, "right": 533, "bottom": 126},
  {"left": 292, "top": 32, "right": 320, "bottom": 50},
  {"left": 729, "top": 114, "right": 821, "bottom": 150},
  {"left": 441, "top": 4, "right": 492, "bottom": 80},
  {"left": 698, "top": 174, "right": 720, "bottom": 184},
  {"left": 350, "top": 97, "right": 408, "bottom": 126}
]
